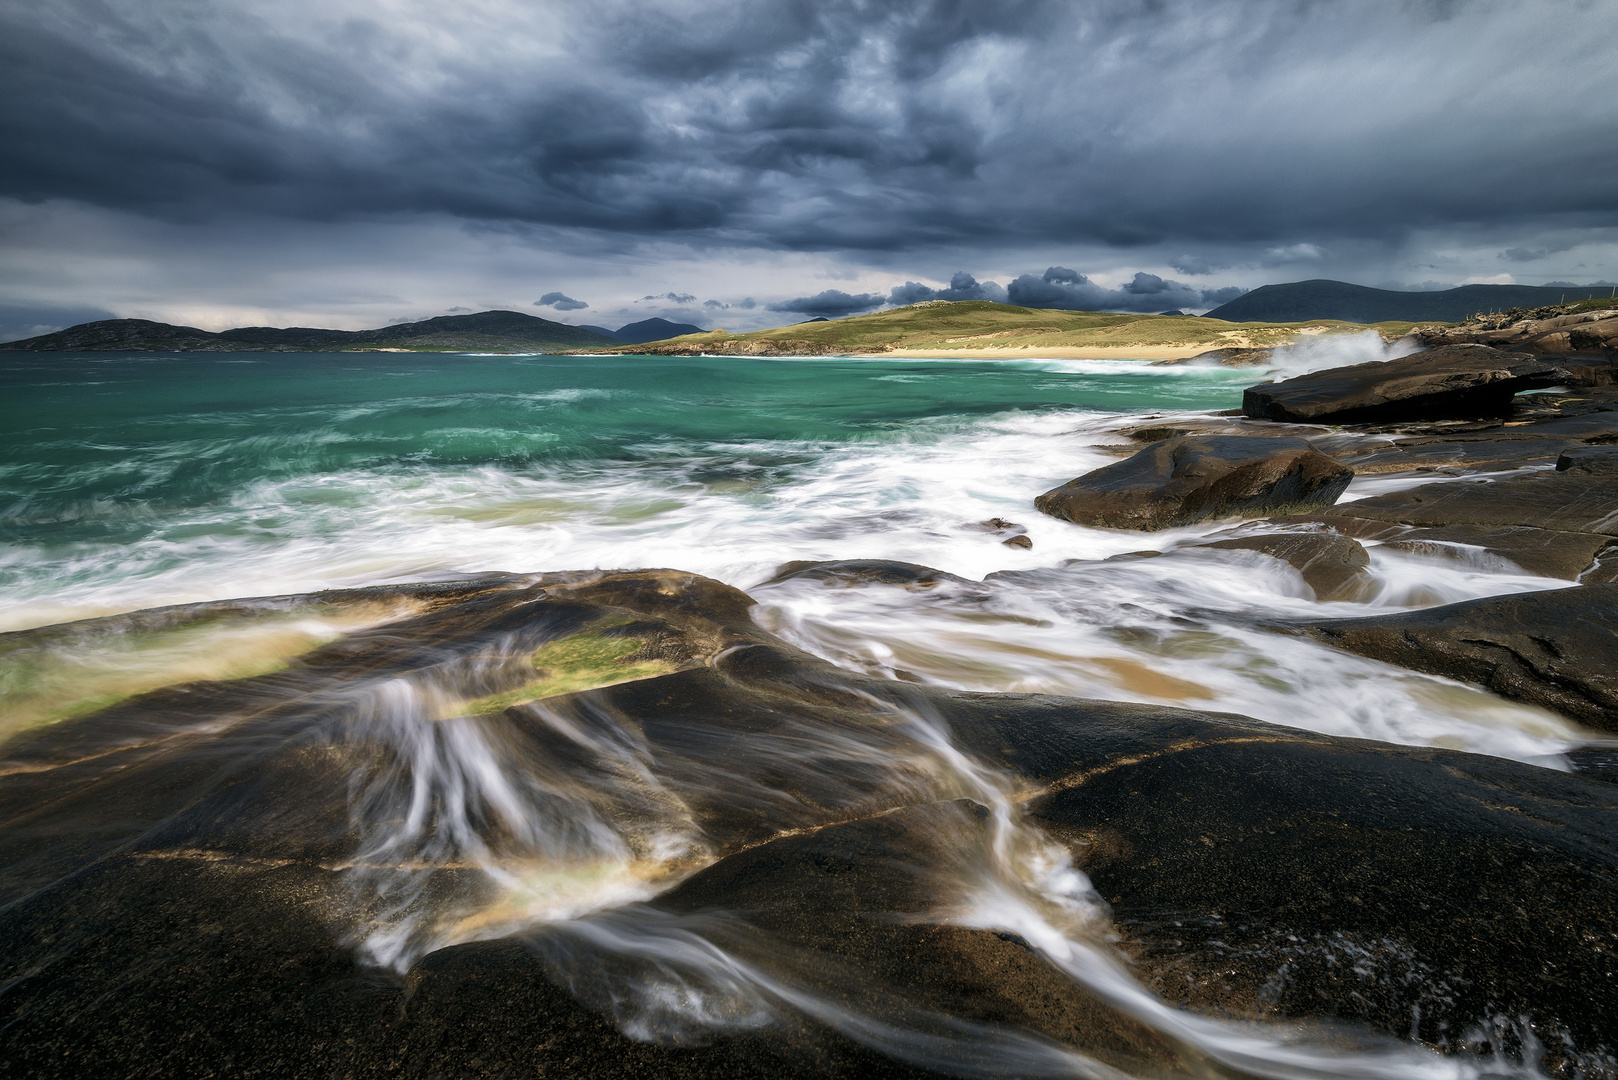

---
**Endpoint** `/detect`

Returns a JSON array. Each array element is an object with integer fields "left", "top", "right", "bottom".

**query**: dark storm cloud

[
  {"left": 888, "top": 272, "right": 1008, "bottom": 306},
  {"left": 535, "top": 292, "right": 588, "bottom": 310},
  {"left": 0, "top": 303, "right": 118, "bottom": 344},
  {"left": 1002, "top": 267, "right": 1242, "bottom": 313},
  {"left": 0, "top": 0, "right": 1614, "bottom": 262},
  {"left": 768, "top": 290, "right": 885, "bottom": 316}
]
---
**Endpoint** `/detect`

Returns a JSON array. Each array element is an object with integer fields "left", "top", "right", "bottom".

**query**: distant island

[
  {"left": 6, "top": 280, "right": 1614, "bottom": 356},
  {"left": 0, "top": 310, "right": 698, "bottom": 354}
]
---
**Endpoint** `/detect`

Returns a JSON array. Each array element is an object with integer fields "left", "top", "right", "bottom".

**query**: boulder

[
  {"left": 1035, "top": 436, "right": 1353, "bottom": 531},
  {"left": 1195, "top": 531, "right": 1373, "bottom": 601},
  {"left": 1559, "top": 445, "right": 1618, "bottom": 475},
  {"left": 1242, "top": 344, "right": 1568, "bottom": 424},
  {"left": 1297, "top": 583, "right": 1618, "bottom": 731}
]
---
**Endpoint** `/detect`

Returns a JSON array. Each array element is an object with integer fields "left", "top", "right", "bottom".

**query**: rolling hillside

[
  {"left": 1205, "top": 279, "right": 1617, "bottom": 323},
  {"left": 584, "top": 300, "right": 1411, "bottom": 357}
]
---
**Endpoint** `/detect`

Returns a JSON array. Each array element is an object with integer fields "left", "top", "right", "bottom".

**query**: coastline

[{"left": 879, "top": 344, "right": 1219, "bottom": 360}]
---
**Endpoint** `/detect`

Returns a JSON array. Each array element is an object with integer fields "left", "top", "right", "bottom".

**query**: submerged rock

[
  {"left": 1295, "top": 583, "right": 1618, "bottom": 731},
  {"left": 1242, "top": 344, "right": 1569, "bottom": 424},
  {"left": 1035, "top": 435, "right": 1353, "bottom": 531},
  {"left": 1195, "top": 531, "right": 1373, "bottom": 601},
  {"left": 759, "top": 558, "right": 975, "bottom": 589}
]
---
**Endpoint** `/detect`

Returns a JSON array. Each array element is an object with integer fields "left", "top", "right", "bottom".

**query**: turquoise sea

[{"left": 0, "top": 347, "right": 1588, "bottom": 765}]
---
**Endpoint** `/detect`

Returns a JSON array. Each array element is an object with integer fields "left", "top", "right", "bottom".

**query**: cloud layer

[{"left": 1, "top": 0, "right": 1614, "bottom": 327}]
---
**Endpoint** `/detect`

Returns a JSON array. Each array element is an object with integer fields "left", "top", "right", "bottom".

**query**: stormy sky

[{"left": 2, "top": 0, "right": 1615, "bottom": 339}]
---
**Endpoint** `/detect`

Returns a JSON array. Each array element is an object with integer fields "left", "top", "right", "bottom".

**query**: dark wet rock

[
  {"left": 1283, "top": 513, "right": 1617, "bottom": 582},
  {"left": 1023, "top": 722, "right": 1618, "bottom": 1073},
  {"left": 1319, "top": 434, "right": 1580, "bottom": 475},
  {"left": 1035, "top": 436, "right": 1353, "bottom": 531},
  {"left": 759, "top": 559, "right": 974, "bottom": 589},
  {"left": 1341, "top": 470, "right": 1618, "bottom": 536},
  {"left": 5, "top": 572, "right": 1618, "bottom": 1078},
  {"left": 1195, "top": 531, "right": 1372, "bottom": 601},
  {"left": 1002, "top": 534, "right": 1033, "bottom": 549},
  {"left": 1242, "top": 344, "right": 1570, "bottom": 424},
  {"left": 1274, "top": 465, "right": 1618, "bottom": 582},
  {"left": 1559, "top": 445, "right": 1618, "bottom": 474},
  {"left": 1293, "top": 583, "right": 1618, "bottom": 732}
]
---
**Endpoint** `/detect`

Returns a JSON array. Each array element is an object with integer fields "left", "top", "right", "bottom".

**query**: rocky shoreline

[{"left": 3, "top": 342, "right": 1618, "bottom": 1078}]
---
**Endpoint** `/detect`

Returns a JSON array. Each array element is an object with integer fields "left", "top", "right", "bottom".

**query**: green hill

[{"left": 586, "top": 300, "right": 1412, "bottom": 356}]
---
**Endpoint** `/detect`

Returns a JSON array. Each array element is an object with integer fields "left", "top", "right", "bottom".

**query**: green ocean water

[
  {"left": 1, "top": 351, "right": 1251, "bottom": 532},
  {"left": 0, "top": 350, "right": 1251, "bottom": 616},
  {"left": 0, "top": 346, "right": 1584, "bottom": 765}
]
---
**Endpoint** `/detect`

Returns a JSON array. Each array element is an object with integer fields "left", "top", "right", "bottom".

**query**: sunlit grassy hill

[{"left": 584, "top": 301, "right": 1418, "bottom": 357}]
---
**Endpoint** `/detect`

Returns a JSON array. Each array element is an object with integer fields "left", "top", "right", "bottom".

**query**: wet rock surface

[
  {"left": 4, "top": 572, "right": 1618, "bottom": 1077},
  {"left": 1274, "top": 463, "right": 1618, "bottom": 582},
  {"left": 1292, "top": 583, "right": 1618, "bottom": 731},
  {"left": 1035, "top": 435, "right": 1354, "bottom": 531},
  {"left": 1242, "top": 344, "right": 1575, "bottom": 424}
]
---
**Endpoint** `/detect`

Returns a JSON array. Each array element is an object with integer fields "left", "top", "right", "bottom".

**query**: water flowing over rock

[
  {"left": 3, "top": 571, "right": 1616, "bottom": 1078},
  {"left": 1294, "top": 583, "right": 1618, "bottom": 732},
  {"left": 1194, "top": 531, "right": 1373, "bottom": 601},
  {"left": 1035, "top": 435, "right": 1353, "bottom": 531},
  {"left": 1242, "top": 344, "right": 1574, "bottom": 423}
]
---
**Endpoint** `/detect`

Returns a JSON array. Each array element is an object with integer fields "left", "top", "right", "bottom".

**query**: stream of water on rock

[{"left": 0, "top": 340, "right": 1577, "bottom": 1076}]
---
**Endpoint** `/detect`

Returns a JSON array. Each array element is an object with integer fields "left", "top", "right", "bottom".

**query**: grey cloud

[
  {"left": 1, "top": 0, "right": 1611, "bottom": 260},
  {"left": 1006, "top": 266, "right": 1242, "bottom": 312},
  {"left": 0, "top": 0, "right": 1615, "bottom": 324},
  {"left": 0, "top": 302, "right": 117, "bottom": 343},
  {"left": 1198, "top": 285, "right": 1247, "bottom": 306},
  {"left": 642, "top": 292, "right": 697, "bottom": 304},
  {"left": 888, "top": 272, "right": 1007, "bottom": 306},
  {"left": 768, "top": 290, "right": 885, "bottom": 316},
  {"left": 1169, "top": 255, "right": 1231, "bottom": 276},
  {"left": 536, "top": 291, "right": 588, "bottom": 310}
]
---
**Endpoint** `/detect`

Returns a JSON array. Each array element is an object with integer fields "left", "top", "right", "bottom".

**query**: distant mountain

[
  {"left": 611, "top": 317, "right": 705, "bottom": 344},
  {"left": 0, "top": 310, "right": 621, "bottom": 352},
  {"left": 577, "top": 324, "right": 626, "bottom": 341},
  {"left": 1204, "top": 279, "right": 1618, "bottom": 323}
]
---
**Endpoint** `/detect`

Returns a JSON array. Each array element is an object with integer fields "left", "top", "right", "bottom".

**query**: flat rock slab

[
  {"left": 1345, "top": 470, "right": 1618, "bottom": 537},
  {"left": 1320, "top": 435, "right": 1580, "bottom": 475},
  {"left": 1195, "top": 531, "right": 1373, "bottom": 601},
  {"left": 1243, "top": 344, "right": 1569, "bottom": 424},
  {"left": 3, "top": 573, "right": 1617, "bottom": 1077},
  {"left": 1278, "top": 512, "right": 1616, "bottom": 581},
  {"left": 1036, "top": 435, "right": 1353, "bottom": 531},
  {"left": 1298, "top": 582, "right": 1618, "bottom": 731}
]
